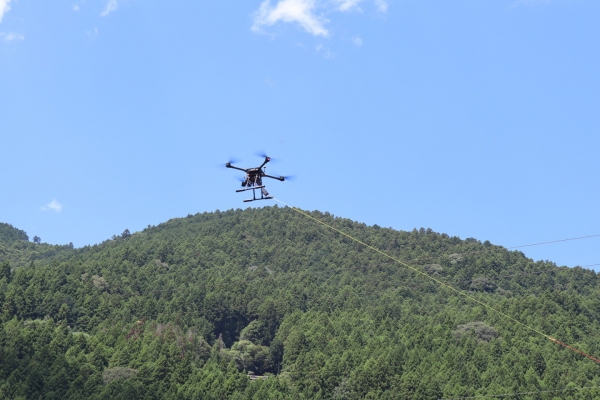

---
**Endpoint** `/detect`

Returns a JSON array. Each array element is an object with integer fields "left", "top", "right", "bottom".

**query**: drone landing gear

[
  {"left": 242, "top": 186, "right": 273, "bottom": 202},
  {"left": 236, "top": 185, "right": 264, "bottom": 193}
]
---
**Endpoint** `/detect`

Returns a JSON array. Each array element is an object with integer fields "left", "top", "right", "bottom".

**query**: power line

[
  {"left": 275, "top": 199, "right": 600, "bottom": 365},
  {"left": 581, "top": 263, "right": 600, "bottom": 268},
  {"left": 282, "top": 214, "right": 598, "bottom": 269},
  {"left": 507, "top": 234, "right": 600, "bottom": 249}
]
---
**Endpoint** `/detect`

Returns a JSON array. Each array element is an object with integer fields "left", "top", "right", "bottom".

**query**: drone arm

[
  {"left": 258, "top": 157, "right": 271, "bottom": 170},
  {"left": 225, "top": 163, "right": 247, "bottom": 172},
  {"left": 263, "top": 174, "right": 285, "bottom": 181}
]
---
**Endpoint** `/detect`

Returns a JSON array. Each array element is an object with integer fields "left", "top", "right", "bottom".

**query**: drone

[{"left": 225, "top": 155, "right": 288, "bottom": 202}]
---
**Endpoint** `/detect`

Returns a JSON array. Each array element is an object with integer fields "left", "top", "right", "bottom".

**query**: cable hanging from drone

[{"left": 225, "top": 155, "right": 289, "bottom": 202}]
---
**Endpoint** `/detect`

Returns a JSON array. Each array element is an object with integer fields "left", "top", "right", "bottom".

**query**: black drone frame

[{"left": 226, "top": 157, "right": 285, "bottom": 202}]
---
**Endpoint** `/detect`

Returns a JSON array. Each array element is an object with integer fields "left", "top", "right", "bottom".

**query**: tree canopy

[
  {"left": 0, "top": 222, "right": 29, "bottom": 243},
  {"left": 1, "top": 206, "right": 599, "bottom": 399}
]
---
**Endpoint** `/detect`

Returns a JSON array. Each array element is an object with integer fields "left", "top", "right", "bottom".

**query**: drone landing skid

[
  {"left": 244, "top": 196, "right": 273, "bottom": 203},
  {"left": 236, "top": 185, "right": 264, "bottom": 193},
  {"left": 242, "top": 186, "right": 273, "bottom": 202}
]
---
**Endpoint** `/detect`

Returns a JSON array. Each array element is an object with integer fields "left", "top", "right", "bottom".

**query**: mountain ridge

[{"left": 1, "top": 206, "right": 599, "bottom": 399}]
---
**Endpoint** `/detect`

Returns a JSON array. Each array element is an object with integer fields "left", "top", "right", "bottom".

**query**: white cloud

[
  {"left": 41, "top": 200, "right": 63, "bottom": 213},
  {"left": 0, "top": 31, "right": 23, "bottom": 41},
  {"left": 352, "top": 36, "right": 363, "bottom": 46},
  {"left": 252, "top": 0, "right": 329, "bottom": 37},
  {"left": 0, "top": 0, "right": 11, "bottom": 23},
  {"left": 73, "top": 4, "right": 80, "bottom": 12},
  {"left": 335, "top": 0, "right": 363, "bottom": 12},
  {"left": 100, "top": 0, "right": 118, "bottom": 17},
  {"left": 375, "top": 0, "right": 388, "bottom": 13},
  {"left": 252, "top": 0, "right": 388, "bottom": 37},
  {"left": 315, "top": 43, "right": 334, "bottom": 58}
]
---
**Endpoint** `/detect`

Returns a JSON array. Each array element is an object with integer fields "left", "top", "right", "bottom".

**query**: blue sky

[{"left": 1, "top": 0, "right": 599, "bottom": 270}]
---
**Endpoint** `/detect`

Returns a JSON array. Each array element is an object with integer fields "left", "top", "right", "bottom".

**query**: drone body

[{"left": 226, "top": 156, "right": 286, "bottom": 202}]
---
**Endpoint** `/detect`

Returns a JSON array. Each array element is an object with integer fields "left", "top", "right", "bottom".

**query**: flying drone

[{"left": 225, "top": 155, "right": 289, "bottom": 202}]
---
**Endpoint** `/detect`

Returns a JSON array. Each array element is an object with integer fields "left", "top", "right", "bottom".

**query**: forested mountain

[
  {"left": 1, "top": 206, "right": 599, "bottom": 399},
  {"left": 0, "top": 223, "right": 29, "bottom": 243},
  {"left": 0, "top": 222, "right": 75, "bottom": 271}
]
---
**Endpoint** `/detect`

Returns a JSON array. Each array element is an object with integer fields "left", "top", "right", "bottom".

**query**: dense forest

[{"left": 1, "top": 206, "right": 599, "bottom": 399}]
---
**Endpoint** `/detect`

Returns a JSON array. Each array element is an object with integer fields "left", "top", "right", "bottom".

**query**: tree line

[{"left": 1, "top": 207, "right": 599, "bottom": 399}]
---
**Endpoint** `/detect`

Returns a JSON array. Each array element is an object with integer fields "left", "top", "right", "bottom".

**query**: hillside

[
  {"left": 0, "top": 223, "right": 29, "bottom": 243},
  {"left": 1, "top": 206, "right": 599, "bottom": 399},
  {"left": 0, "top": 222, "right": 75, "bottom": 271}
]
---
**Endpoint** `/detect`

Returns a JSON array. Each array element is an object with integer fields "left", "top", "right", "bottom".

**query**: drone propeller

[
  {"left": 218, "top": 157, "right": 241, "bottom": 169},
  {"left": 254, "top": 151, "right": 277, "bottom": 162},
  {"left": 273, "top": 173, "right": 296, "bottom": 182}
]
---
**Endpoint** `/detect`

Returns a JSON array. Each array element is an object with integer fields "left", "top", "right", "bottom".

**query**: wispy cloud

[
  {"left": 352, "top": 36, "right": 363, "bottom": 46},
  {"left": 100, "top": 0, "right": 118, "bottom": 17},
  {"left": 0, "top": 0, "right": 12, "bottom": 23},
  {"left": 86, "top": 27, "right": 99, "bottom": 40},
  {"left": 41, "top": 200, "right": 63, "bottom": 213},
  {"left": 73, "top": 4, "right": 80, "bottom": 12},
  {"left": 335, "top": 0, "right": 363, "bottom": 12},
  {"left": 252, "top": 0, "right": 388, "bottom": 37},
  {"left": 374, "top": 0, "right": 388, "bottom": 13},
  {"left": 0, "top": 31, "right": 23, "bottom": 41},
  {"left": 332, "top": 0, "right": 388, "bottom": 13},
  {"left": 315, "top": 43, "right": 334, "bottom": 58},
  {"left": 253, "top": 0, "right": 329, "bottom": 36}
]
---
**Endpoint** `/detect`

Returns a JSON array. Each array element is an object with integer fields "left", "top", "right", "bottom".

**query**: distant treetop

[{"left": 0, "top": 222, "right": 29, "bottom": 243}]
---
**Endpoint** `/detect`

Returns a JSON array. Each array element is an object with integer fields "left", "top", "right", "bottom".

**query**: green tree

[{"left": 0, "top": 261, "right": 10, "bottom": 282}]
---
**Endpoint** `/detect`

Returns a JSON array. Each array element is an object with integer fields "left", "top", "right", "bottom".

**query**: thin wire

[
  {"left": 401, "top": 251, "right": 598, "bottom": 270},
  {"left": 440, "top": 385, "right": 600, "bottom": 399},
  {"left": 507, "top": 234, "right": 600, "bottom": 249},
  {"left": 274, "top": 199, "right": 600, "bottom": 365},
  {"left": 274, "top": 206, "right": 597, "bottom": 295},
  {"left": 581, "top": 263, "right": 600, "bottom": 268},
  {"left": 281, "top": 216, "right": 599, "bottom": 270},
  {"left": 394, "top": 244, "right": 597, "bottom": 271},
  {"left": 16, "top": 267, "right": 585, "bottom": 301}
]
